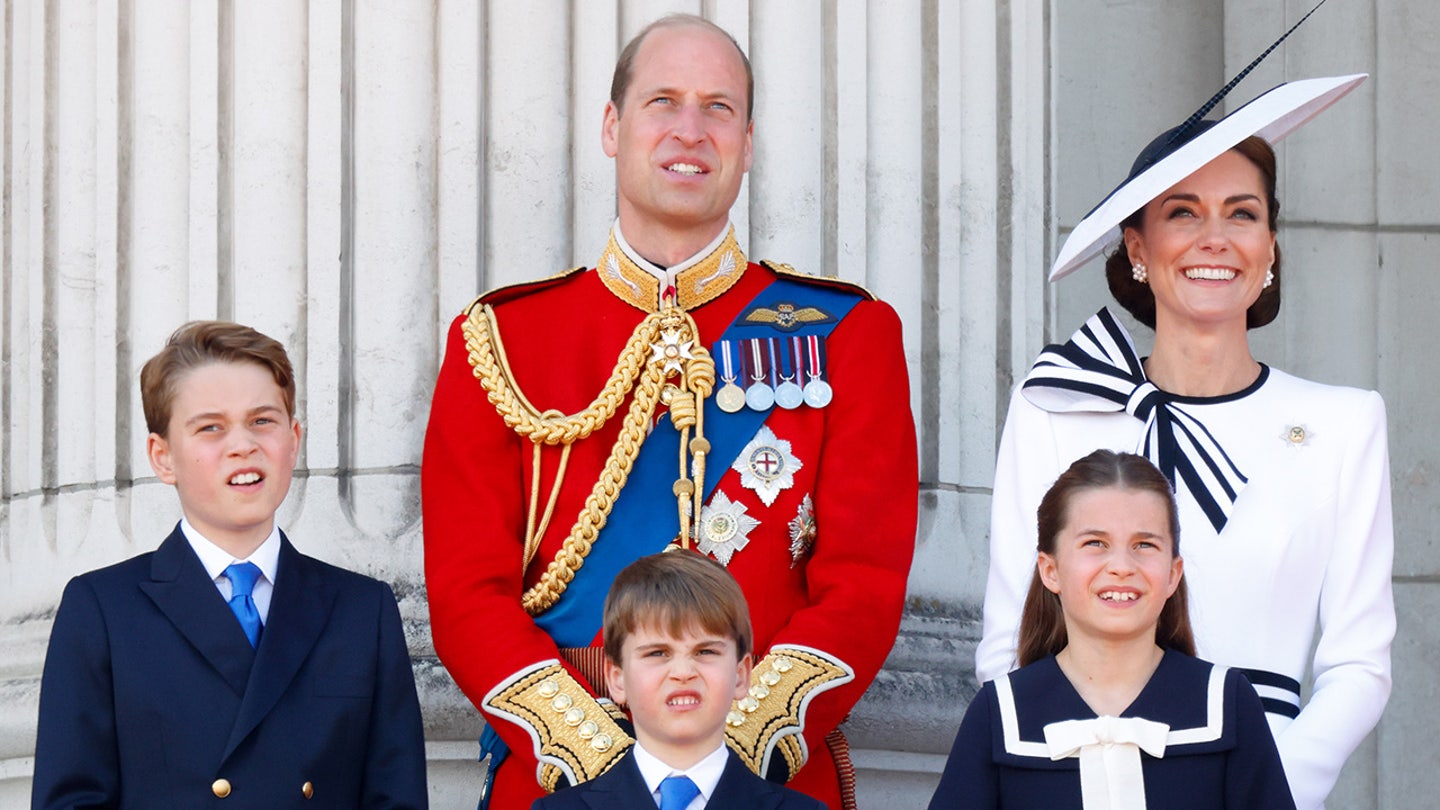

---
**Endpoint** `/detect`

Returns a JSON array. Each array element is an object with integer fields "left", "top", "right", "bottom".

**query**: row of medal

[{"left": 713, "top": 336, "right": 833, "bottom": 413}]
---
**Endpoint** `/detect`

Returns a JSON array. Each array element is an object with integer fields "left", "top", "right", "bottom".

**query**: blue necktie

[
  {"left": 224, "top": 562, "right": 263, "bottom": 648},
  {"left": 658, "top": 775, "right": 700, "bottom": 810}
]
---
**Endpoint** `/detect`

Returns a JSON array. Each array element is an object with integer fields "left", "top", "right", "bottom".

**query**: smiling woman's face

[{"left": 1123, "top": 149, "right": 1277, "bottom": 332}]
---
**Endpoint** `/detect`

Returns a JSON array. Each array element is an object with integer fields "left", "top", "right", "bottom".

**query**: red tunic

[{"left": 423, "top": 256, "right": 918, "bottom": 808}]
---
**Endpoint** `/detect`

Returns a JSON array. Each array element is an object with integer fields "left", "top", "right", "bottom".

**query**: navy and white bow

[{"left": 1021, "top": 308, "right": 1247, "bottom": 533}]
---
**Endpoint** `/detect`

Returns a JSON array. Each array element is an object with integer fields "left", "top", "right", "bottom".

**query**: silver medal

[
  {"left": 745, "top": 382, "right": 775, "bottom": 412},
  {"left": 803, "top": 379, "right": 833, "bottom": 408},
  {"left": 775, "top": 380, "right": 804, "bottom": 410}
]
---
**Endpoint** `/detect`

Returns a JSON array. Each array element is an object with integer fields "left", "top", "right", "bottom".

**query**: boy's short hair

[
  {"left": 140, "top": 321, "right": 296, "bottom": 436},
  {"left": 603, "top": 551, "right": 753, "bottom": 663}
]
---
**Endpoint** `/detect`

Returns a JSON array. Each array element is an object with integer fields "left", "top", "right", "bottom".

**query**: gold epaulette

[
  {"left": 760, "top": 260, "right": 877, "bottom": 301},
  {"left": 463, "top": 266, "right": 589, "bottom": 314},
  {"left": 483, "top": 661, "right": 634, "bottom": 792},
  {"left": 724, "top": 645, "right": 855, "bottom": 780}
]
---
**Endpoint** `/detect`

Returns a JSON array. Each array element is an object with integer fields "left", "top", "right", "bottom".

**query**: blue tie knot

[
  {"left": 658, "top": 775, "right": 700, "bottom": 810},
  {"left": 226, "top": 562, "right": 261, "bottom": 596},
  {"left": 224, "top": 562, "right": 264, "bottom": 648}
]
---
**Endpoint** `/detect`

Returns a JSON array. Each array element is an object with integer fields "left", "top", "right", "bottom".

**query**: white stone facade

[{"left": 1, "top": 1, "right": 1433, "bottom": 807}]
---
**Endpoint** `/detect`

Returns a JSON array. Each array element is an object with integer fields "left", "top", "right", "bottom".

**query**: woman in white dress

[{"left": 974, "top": 72, "right": 1394, "bottom": 810}]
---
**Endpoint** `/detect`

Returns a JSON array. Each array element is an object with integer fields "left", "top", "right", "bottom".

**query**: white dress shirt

[
  {"left": 181, "top": 518, "right": 282, "bottom": 623},
  {"left": 632, "top": 740, "right": 729, "bottom": 810}
]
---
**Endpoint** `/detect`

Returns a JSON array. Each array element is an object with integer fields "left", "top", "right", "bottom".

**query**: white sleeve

[
  {"left": 975, "top": 388, "right": 1062, "bottom": 683},
  {"left": 1275, "top": 390, "right": 1395, "bottom": 810}
]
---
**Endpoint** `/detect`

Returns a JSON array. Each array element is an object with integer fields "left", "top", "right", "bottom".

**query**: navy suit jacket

[
  {"left": 530, "top": 748, "right": 826, "bottom": 809},
  {"left": 31, "top": 525, "right": 428, "bottom": 809}
]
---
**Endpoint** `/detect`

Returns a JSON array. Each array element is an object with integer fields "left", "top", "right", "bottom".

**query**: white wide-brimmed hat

[{"left": 1048, "top": 73, "right": 1367, "bottom": 282}]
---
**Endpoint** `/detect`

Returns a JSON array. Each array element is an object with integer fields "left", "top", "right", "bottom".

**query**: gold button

[
  {"left": 577, "top": 720, "right": 599, "bottom": 739},
  {"left": 773, "top": 657, "right": 793, "bottom": 673},
  {"left": 739, "top": 696, "right": 760, "bottom": 712},
  {"left": 302, "top": 781, "right": 314, "bottom": 799},
  {"left": 760, "top": 670, "right": 782, "bottom": 686},
  {"left": 211, "top": 778, "right": 232, "bottom": 798},
  {"left": 551, "top": 693, "right": 573, "bottom": 712},
  {"left": 537, "top": 679, "right": 560, "bottom": 698},
  {"left": 727, "top": 710, "right": 747, "bottom": 727},
  {"left": 591, "top": 733, "right": 613, "bottom": 753},
  {"left": 749, "top": 683, "right": 770, "bottom": 700},
  {"left": 564, "top": 707, "right": 586, "bottom": 727}
]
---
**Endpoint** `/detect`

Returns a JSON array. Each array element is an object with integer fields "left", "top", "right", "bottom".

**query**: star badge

[
  {"left": 650, "top": 328, "right": 695, "bottom": 376},
  {"left": 698, "top": 491, "right": 760, "bottom": 566},
  {"left": 733, "top": 426, "right": 802, "bottom": 507},
  {"left": 787, "top": 493, "right": 817, "bottom": 567}
]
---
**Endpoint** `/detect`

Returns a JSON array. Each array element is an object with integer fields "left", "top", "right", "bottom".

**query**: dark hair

[
  {"left": 1105, "top": 135, "right": 1282, "bottom": 330},
  {"left": 1016, "top": 450, "right": 1195, "bottom": 667},
  {"left": 603, "top": 551, "right": 753, "bottom": 664},
  {"left": 140, "top": 321, "right": 296, "bottom": 436},
  {"left": 610, "top": 14, "right": 754, "bottom": 122}
]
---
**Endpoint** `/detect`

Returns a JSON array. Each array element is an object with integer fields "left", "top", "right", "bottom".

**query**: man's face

[{"left": 602, "top": 24, "right": 753, "bottom": 251}]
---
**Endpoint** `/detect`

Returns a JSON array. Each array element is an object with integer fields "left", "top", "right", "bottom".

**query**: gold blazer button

[
  {"left": 302, "top": 781, "right": 314, "bottom": 799},
  {"left": 211, "top": 778, "right": 232, "bottom": 798}
]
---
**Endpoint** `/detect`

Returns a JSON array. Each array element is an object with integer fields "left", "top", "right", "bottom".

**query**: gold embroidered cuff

[
  {"left": 723, "top": 646, "right": 855, "bottom": 780},
  {"left": 484, "top": 662, "right": 634, "bottom": 791}
]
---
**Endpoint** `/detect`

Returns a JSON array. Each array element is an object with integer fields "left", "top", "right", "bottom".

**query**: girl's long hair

[{"left": 1016, "top": 450, "right": 1196, "bottom": 667}]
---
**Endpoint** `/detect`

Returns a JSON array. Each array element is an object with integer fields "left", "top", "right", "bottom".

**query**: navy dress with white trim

[{"left": 928, "top": 651, "right": 1294, "bottom": 809}]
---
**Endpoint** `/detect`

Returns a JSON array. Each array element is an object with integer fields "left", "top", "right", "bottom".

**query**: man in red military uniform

[{"left": 422, "top": 14, "right": 918, "bottom": 809}]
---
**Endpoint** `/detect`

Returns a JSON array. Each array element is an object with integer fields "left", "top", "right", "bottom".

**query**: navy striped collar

[{"left": 1021, "top": 308, "right": 1251, "bottom": 533}]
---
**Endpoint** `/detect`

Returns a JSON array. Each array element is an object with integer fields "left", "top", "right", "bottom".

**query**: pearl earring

[
  {"left": 1131, "top": 263, "right": 1148, "bottom": 283},
  {"left": 1264, "top": 267, "right": 1275, "bottom": 288}
]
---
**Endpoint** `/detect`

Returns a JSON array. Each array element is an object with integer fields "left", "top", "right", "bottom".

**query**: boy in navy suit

[
  {"left": 31, "top": 321, "right": 428, "bottom": 809},
  {"left": 533, "top": 552, "right": 824, "bottom": 809}
]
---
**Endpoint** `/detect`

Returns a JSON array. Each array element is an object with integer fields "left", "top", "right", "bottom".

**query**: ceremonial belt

[
  {"left": 535, "top": 278, "right": 864, "bottom": 647},
  {"left": 1020, "top": 307, "right": 1249, "bottom": 533}
]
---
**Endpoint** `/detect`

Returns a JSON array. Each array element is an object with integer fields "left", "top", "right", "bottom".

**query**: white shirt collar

[
  {"left": 180, "top": 518, "right": 282, "bottom": 585},
  {"left": 613, "top": 219, "right": 733, "bottom": 309},
  {"left": 632, "top": 740, "right": 729, "bottom": 805}
]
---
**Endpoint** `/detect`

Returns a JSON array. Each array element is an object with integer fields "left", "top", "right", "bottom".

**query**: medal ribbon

[
  {"left": 720, "top": 340, "right": 736, "bottom": 383},
  {"left": 536, "top": 278, "right": 865, "bottom": 646},
  {"left": 767, "top": 338, "right": 782, "bottom": 386},
  {"left": 749, "top": 338, "right": 768, "bottom": 384},
  {"left": 806, "top": 335, "right": 826, "bottom": 382}
]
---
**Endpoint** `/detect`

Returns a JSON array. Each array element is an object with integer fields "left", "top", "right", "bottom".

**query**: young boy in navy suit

[
  {"left": 31, "top": 321, "right": 428, "bottom": 809},
  {"left": 532, "top": 552, "right": 824, "bottom": 809}
]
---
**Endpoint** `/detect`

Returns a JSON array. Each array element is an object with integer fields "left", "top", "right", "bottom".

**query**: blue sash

[{"left": 535, "top": 278, "right": 863, "bottom": 646}]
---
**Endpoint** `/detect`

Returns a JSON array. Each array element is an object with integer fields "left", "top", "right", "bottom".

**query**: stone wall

[{"left": 2, "top": 1, "right": 1434, "bottom": 807}]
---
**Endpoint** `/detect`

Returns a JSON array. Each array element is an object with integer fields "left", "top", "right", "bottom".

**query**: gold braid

[{"left": 463, "top": 303, "right": 709, "bottom": 616}]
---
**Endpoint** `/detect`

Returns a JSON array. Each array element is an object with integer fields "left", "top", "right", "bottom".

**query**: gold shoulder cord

[{"left": 464, "top": 302, "right": 715, "bottom": 616}]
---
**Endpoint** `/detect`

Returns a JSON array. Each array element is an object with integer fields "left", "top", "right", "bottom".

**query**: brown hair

[
  {"left": 610, "top": 14, "right": 754, "bottom": 122},
  {"left": 140, "top": 321, "right": 296, "bottom": 436},
  {"left": 603, "top": 551, "right": 753, "bottom": 664},
  {"left": 1016, "top": 450, "right": 1195, "bottom": 667},
  {"left": 1105, "top": 136, "right": 1282, "bottom": 330}
]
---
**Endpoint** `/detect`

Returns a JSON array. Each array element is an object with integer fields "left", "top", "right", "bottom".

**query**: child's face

[
  {"left": 1037, "top": 486, "right": 1182, "bottom": 649},
  {"left": 146, "top": 361, "right": 301, "bottom": 555},
  {"left": 605, "top": 621, "right": 751, "bottom": 764}
]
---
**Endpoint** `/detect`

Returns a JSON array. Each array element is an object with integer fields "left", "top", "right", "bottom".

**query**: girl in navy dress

[{"left": 931, "top": 450, "right": 1293, "bottom": 809}]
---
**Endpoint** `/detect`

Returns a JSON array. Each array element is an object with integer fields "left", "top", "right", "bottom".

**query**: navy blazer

[
  {"left": 531, "top": 748, "right": 826, "bottom": 809},
  {"left": 928, "top": 651, "right": 1294, "bottom": 809},
  {"left": 32, "top": 525, "right": 428, "bottom": 809}
]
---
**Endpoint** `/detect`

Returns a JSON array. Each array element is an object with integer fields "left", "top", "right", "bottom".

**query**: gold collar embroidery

[{"left": 596, "top": 227, "right": 747, "bottom": 312}]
